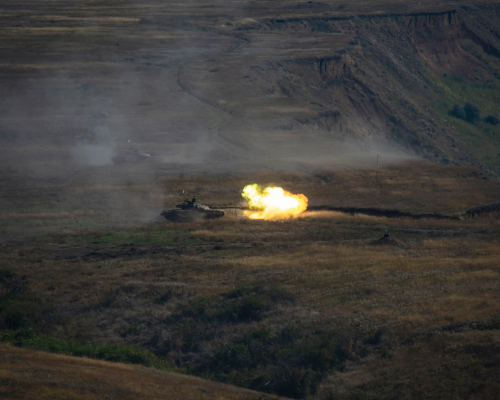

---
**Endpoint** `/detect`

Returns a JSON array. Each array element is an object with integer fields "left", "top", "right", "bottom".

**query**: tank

[{"left": 161, "top": 197, "right": 225, "bottom": 222}]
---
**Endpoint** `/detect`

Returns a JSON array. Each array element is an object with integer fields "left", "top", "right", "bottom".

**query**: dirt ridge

[
  {"left": 263, "top": 9, "right": 459, "bottom": 27},
  {"left": 214, "top": 201, "right": 500, "bottom": 220},
  {"left": 463, "top": 201, "right": 500, "bottom": 217}
]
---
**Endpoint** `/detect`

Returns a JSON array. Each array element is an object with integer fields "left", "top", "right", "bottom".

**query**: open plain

[{"left": 1, "top": 1, "right": 500, "bottom": 399}]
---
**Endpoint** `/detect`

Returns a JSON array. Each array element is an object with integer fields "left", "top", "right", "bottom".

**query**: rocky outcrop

[{"left": 318, "top": 54, "right": 354, "bottom": 80}]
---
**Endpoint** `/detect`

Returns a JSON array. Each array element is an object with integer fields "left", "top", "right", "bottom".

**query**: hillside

[
  {"left": 0, "top": 344, "right": 282, "bottom": 399},
  {"left": 1, "top": 1, "right": 500, "bottom": 174}
]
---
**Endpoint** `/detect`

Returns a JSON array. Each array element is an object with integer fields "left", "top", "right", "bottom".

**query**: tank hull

[{"left": 161, "top": 209, "right": 225, "bottom": 222}]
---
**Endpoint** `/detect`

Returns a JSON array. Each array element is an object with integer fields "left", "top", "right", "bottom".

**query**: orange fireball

[{"left": 242, "top": 184, "right": 308, "bottom": 220}]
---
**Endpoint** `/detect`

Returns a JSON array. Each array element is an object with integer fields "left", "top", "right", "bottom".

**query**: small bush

[
  {"left": 449, "top": 103, "right": 483, "bottom": 124},
  {"left": 211, "top": 344, "right": 252, "bottom": 372},
  {"left": 156, "top": 290, "right": 172, "bottom": 305},
  {"left": 217, "top": 295, "right": 270, "bottom": 322},
  {"left": 484, "top": 115, "right": 499, "bottom": 125},
  {"left": 182, "top": 296, "right": 208, "bottom": 317},
  {"left": 269, "top": 366, "right": 319, "bottom": 398},
  {"left": 224, "top": 287, "right": 246, "bottom": 299},
  {"left": 4, "top": 311, "right": 30, "bottom": 329},
  {"left": 464, "top": 102, "right": 481, "bottom": 123},
  {"left": 0, "top": 269, "right": 26, "bottom": 299},
  {"left": 0, "top": 270, "right": 49, "bottom": 331},
  {"left": 448, "top": 104, "right": 466, "bottom": 120},
  {"left": 217, "top": 287, "right": 295, "bottom": 323},
  {"left": 178, "top": 287, "right": 296, "bottom": 324},
  {"left": 266, "top": 287, "right": 296, "bottom": 303},
  {"left": 364, "top": 328, "right": 383, "bottom": 345}
]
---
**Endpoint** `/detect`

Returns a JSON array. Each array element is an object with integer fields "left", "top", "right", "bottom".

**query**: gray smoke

[{"left": 71, "top": 126, "right": 116, "bottom": 166}]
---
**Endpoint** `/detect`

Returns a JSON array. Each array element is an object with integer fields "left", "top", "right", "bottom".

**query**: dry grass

[
  {"left": 0, "top": 166, "right": 498, "bottom": 399},
  {"left": 190, "top": 230, "right": 239, "bottom": 242},
  {"left": 0, "top": 344, "right": 283, "bottom": 400},
  {"left": 0, "top": 210, "right": 98, "bottom": 220},
  {"left": 155, "top": 163, "right": 499, "bottom": 215}
]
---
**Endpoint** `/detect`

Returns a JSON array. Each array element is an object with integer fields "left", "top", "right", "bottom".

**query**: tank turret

[{"left": 161, "top": 197, "right": 224, "bottom": 222}]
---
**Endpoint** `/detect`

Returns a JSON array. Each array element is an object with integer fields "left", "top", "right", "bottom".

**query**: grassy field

[{"left": 0, "top": 162, "right": 499, "bottom": 399}]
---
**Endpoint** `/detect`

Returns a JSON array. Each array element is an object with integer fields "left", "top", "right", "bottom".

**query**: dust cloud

[
  {"left": 0, "top": 0, "right": 415, "bottom": 236},
  {"left": 71, "top": 126, "right": 116, "bottom": 166}
]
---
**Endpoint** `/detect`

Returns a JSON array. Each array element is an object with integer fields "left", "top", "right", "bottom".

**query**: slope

[
  {"left": 0, "top": 343, "right": 283, "bottom": 400},
  {"left": 1, "top": 1, "right": 500, "bottom": 174}
]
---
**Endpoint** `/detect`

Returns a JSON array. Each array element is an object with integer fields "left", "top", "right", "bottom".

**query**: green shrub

[
  {"left": 229, "top": 295, "right": 269, "bottom": 322},
  {"left": 364, "top": 328, "right": 383, "bottom": 345},
  {"left": 180, "top": 296, "right": 211, "bottom": 319},
  {"left": 464, "top": 102, "right": 481, "bottom": 123},
  {"left": 179, "top": 287, "right": 295, "bottom": 324},
  {"left": 484, "top": 115, "right": 499, "bottom": 125},
  {"left": 4, "top": 311, "right": 30, "bottom": 329},
  {"left": 448, "top": 103, "right": 466, "bottom": 120},
  {"left": 156, "top": 290, "right": 172, "bottom": 304},
  {"left": 271, "top": 367, "right": 319, "bottom": 399},
  {"left": 0, "top": 269, "right": 50, "bottom": 331},
  {"left": 0, "top": 328, "right": 176, "bottom": 371},
  {"left": 195, "top": 326, "right": 354, "bottom": 398}
]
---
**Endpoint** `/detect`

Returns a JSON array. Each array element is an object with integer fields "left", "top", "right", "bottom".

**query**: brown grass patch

[
  {"left": 0, "top": 344, "right": 282, "bottom": 400},
  {"left": 0, "top": 210, "right": 98, "bottom": 220}
]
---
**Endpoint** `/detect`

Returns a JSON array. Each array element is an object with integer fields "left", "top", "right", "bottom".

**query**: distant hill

[
  {"left": 179, "top": 3, "right": 500, "bottom": 176},
  {"left": 0, "top": 1, "right": 499, "bottom": 175}
]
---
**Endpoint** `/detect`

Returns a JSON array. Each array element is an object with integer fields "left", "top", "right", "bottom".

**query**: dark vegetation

[
  {"left": 0, "top": 328, "right": 175, "bottom": 370},
  {"left": 449, "top": 102, "right": 484, "bottom": 124},
  {"left": 195, "top": 324, "right": 358, "bottom": 398},
  {"left": 170, "top": 287, "right": 355, "bottom": 397},
  {"left": 464, "top": 102, "right": 481, "bottom": 124},
  {"left": 0, "top": 268, "right": 47, "bottom": 331},
  {"left": 449, "top": 103, "right": 467, "bottom": 120},
  {"left": 484, "top": 115, "right": 500, "bottom": 126}
]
